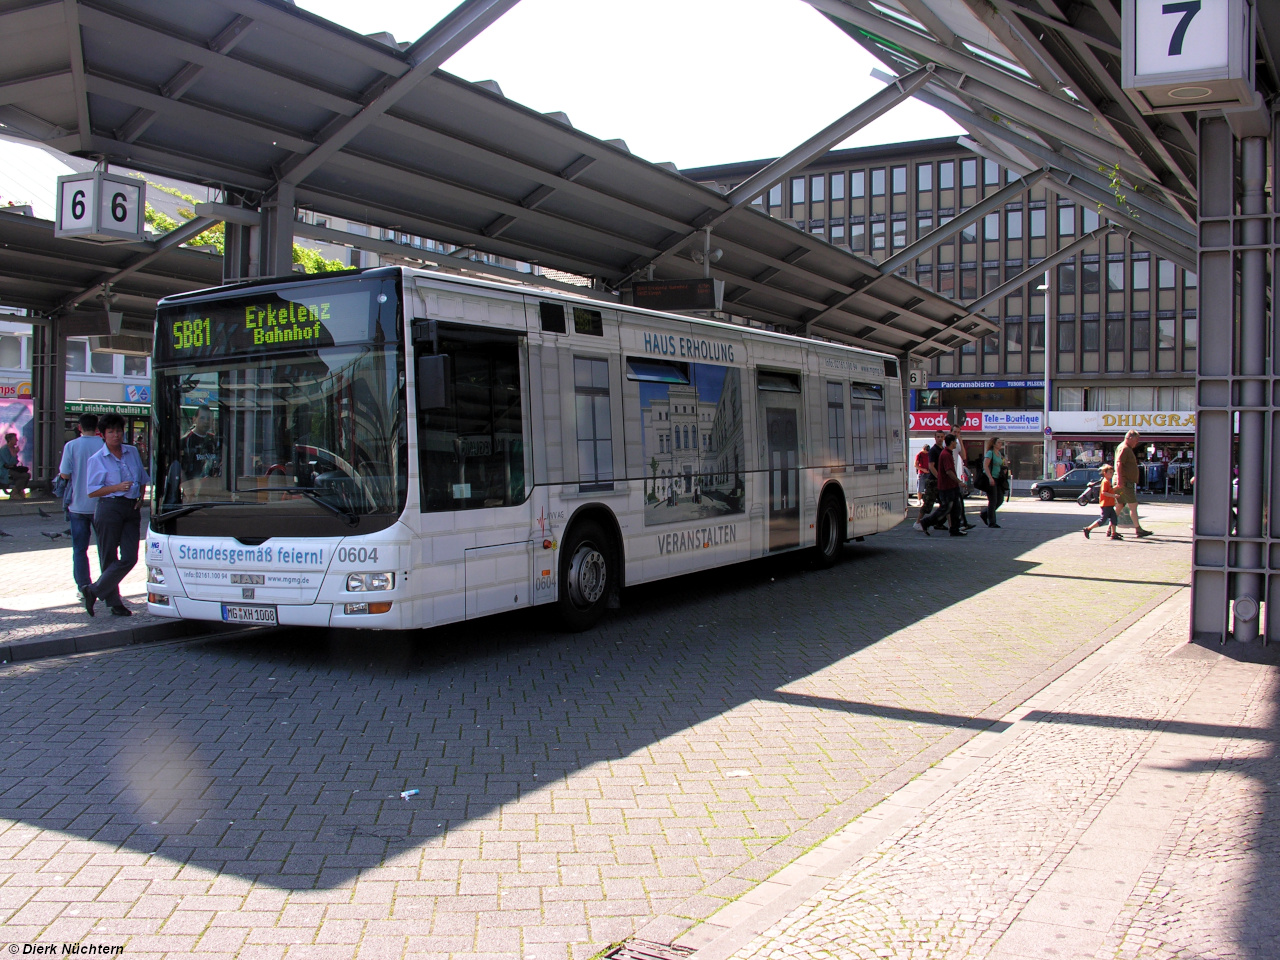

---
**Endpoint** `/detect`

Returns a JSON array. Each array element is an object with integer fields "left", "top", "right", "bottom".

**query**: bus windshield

[{"left": 151, "top": 273, "right": 406, "bottom": 538}]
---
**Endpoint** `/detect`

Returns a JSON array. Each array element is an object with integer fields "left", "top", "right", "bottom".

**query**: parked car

[{"left": 1030, "top": 468, "right": 1102, "bottom": 501}]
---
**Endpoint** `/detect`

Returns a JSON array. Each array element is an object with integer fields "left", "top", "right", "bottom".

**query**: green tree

[{"left": 138, "top": 177, "right": 345, "bottom": 272}]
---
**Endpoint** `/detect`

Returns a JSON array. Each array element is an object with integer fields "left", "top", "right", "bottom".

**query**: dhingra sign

[
  {"left": 1122, "top": 0, "right": 1256, "bottom": 114},
  {"left": 1050, "top": 411, "right": 1197, "bottom": 435}
]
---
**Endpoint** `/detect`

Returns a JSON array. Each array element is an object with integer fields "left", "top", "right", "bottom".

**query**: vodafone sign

[{"left": 909, "top": 410, "right": 981, "bottom": 432}]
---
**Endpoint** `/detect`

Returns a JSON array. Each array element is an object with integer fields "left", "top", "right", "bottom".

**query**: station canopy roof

[
  {"left": 803, "top": 0, "right": 1280, "bottom": 271},
  {"left": 0, "top": 207, "right": 222, "bottom": 334},
  {"left": 0, "top": 0, "right": 994, "bottom": 358}
]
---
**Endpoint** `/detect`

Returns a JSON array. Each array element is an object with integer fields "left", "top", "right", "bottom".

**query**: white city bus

[{"left": 145, "top": 266, "right": 906, "bottom": 631}]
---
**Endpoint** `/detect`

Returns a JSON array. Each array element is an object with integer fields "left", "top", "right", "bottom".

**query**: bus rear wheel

[
  {"left": 557, "top": 519, "right": 617, "bottom": 632},
  {"left": 813, "top": 495, "right": 845, "bottom": 568}
]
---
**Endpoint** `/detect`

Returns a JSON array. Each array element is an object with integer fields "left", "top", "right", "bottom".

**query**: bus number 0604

[{"left": 338, "top": 547, "right": 379, "bottom": 563}]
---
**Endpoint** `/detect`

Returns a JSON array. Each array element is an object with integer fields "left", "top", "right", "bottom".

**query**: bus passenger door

[
  {"left": 764, "top": 407, "right": 800, "bottom": 550},
  {"left": 757, "top": 372, "right": 803, "bottom": 552}
]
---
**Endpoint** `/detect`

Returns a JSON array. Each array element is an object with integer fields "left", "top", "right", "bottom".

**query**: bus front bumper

[{"left": 149, "top": 597, "right": 404, "bottom": 629}]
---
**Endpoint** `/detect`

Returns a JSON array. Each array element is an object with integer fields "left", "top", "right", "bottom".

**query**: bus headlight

[
  {"left": 148, "top": 566, "right": 166, "bottom": 585},
  {"left": 346, "top": 572, "right": 394, "bottom": 592}
]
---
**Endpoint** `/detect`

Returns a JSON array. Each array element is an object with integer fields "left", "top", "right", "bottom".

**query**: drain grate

[{"left": 603, "top": 940, "right": 695, "bottom": 960}]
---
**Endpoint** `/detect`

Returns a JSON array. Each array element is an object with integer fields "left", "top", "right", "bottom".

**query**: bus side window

[
  {"left": 850, "top": 382, "right": 887, "bottom": 466},
  {"left": 826, "top": 381, "right": 846, "bottom": 465},
  {"left": 574, "top": 356, "right": 613, "bottom": 491}
]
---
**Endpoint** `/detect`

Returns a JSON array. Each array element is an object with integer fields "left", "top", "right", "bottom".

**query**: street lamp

[{"left": 1037, "top": 271, "right": 1052, "bottom": 479}]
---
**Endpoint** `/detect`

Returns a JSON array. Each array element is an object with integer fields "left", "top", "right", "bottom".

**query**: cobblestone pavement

[
  {"left": 0, "top": 508, "right": 154, "bottom": 645},
  {"left": 0, "top": 499, "right": 1198, "bottom": 959},
  {"left": 712, "top": 568, "right": 1277, "bottom": 960}
]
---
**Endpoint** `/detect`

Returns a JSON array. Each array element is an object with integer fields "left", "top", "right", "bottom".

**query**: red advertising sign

[{"left": 909, "top": 410, "right": 982, "bottom": 431}]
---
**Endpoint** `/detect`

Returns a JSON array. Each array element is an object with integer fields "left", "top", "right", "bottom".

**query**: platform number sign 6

[
  {"left": 98, "top": 181, "right": 141, "bottom": 232},
  {"left": 1162, "top": 1, "right": 1200, "bottom": 56}
]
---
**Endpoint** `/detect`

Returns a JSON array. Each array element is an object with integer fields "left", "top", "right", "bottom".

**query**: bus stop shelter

[{"left": 0, "top": 0, "right": 1004, "bottom": 486}]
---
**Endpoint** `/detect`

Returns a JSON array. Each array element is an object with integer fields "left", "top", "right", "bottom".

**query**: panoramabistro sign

[{"left": 1050, "top": 410, "right": 1196, "bottom": 434}]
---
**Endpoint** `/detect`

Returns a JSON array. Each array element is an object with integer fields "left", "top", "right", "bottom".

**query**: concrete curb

[{"left": 0, "top": 618, "right": 273, "bottom": 664}]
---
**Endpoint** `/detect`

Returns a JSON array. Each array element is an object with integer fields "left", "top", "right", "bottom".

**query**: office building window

[
  {"left": 1132, "top": 259, "right": 1150, "bottom": 289},
  {"left": 871, "top": 221, "right": 886, "bottom": 250},
  {"left": 791, "top": 177, "right": 805, "bottom": 205},
  {"left": 1058, "top": 319, "right": 1075, "bottom": 353},
  {"left": 938, "top": 161, "right": 955, "bottom": 190},
  {"left": 810, "top": 174, "right": 825, "bottom": 203},
  {"left": 830, "top": 173, "right": 845, "bottom": 201},
  {"left": 891, "top": 166, "right": 907, "bottom": 194},
  {"left": 1007, "top": 210, "right": 1022, "bottom": 239},
  {"left": 891, "top": 219, "right": 907, "bottom": 248},
  {"left": 917, "top": 163, "right": 932, "bottom": 191},
  {"left": 960, "top": 159, "right": 977, "bottom": 187},
  {"left": 871, "top": 168, "right": 886, "bottom": 196},
  {"left": 984, "top": 159, "right": 1000, "bottom": 185},
  {"left": 1058, "top": 204, "right": 1075, "bottom": 236},
  {"left": 1030, "top": 208, "right": 1046, "bottom": 238},
  {"left": 851, "top": 171, "right": 865, "bottom": 198},
  {"left": 0, "top": 335, "right": 20, "bottom": 369},
  {"left": 984, "top": 212, "right": 999, "bottom": 241},
  {"left": 850, "top": 221, "right": 865, "bottom": 251}
]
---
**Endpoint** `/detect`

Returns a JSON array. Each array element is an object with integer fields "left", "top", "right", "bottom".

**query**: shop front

[
  {"left": 908, "top": 409, "right": 1046, "bottom": 482},
  {"left": 0, "top": 385, "right": 34, "bottom": 476},
  {"left": 1049, "top": 411, "right": 1195, "bottom": 494},
  {"left": 66, "top": 400, "right": 153, "bottom": 464}
]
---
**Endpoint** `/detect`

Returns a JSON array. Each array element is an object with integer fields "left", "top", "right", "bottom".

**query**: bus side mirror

[{"left": 417, "top": 354, "right": 451, "bottom": 411}]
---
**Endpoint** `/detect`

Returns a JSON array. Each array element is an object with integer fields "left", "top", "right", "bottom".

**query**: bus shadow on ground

[{"left": 0, "top": 506, "right": 1185, "bottom": 892}]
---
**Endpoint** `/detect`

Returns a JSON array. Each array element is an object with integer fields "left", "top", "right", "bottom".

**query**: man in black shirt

[{"left": 180, "top": 405, "right": 219, "bottom": 478}]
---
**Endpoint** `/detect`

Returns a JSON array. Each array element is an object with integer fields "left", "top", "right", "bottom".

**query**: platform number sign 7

[
  {"left": 1132, "top": 0, "right": 1230, "bottom": 78},
  {"left": 1162, "top": 1, "right": 1201, "bottom": 56}
]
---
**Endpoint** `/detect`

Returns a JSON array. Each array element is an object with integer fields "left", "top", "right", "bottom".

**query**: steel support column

[
  {"left": 1191, "top": 113, "right": 1276, "bottom": 644},
  {"left": 29, "top": 317, "right": 66, "bottom": 486},
  {"left": 258, "top": 182, "right": 295, "bottom": 279}
]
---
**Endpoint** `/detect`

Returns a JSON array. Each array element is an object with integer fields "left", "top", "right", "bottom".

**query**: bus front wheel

[{"left": 557, "top": 519, "right": 617, "bottom": 632}]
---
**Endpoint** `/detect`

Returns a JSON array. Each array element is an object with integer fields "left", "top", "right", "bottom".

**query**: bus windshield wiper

[
  {"left": 151, "top": 501, "right": 240, "bottom": 523},
  {"left": 251, "top": 486, "right": 361, "bottom": 526}
]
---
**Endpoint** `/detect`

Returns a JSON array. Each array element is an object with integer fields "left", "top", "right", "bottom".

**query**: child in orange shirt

[{"left": 1082, "top": 463, "right": 1121, "bottom": 540}]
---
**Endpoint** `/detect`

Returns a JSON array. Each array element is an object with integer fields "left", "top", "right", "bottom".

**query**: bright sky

[{"left": 294, "top": 0, "right": 961, "bottom": 169}]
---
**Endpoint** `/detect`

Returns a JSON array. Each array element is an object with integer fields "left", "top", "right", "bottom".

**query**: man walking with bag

[{"left": 58, "top": 413, "right": 105, "bottom": 598}]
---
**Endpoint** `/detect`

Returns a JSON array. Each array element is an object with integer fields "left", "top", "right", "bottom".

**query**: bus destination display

[{"left": 156, "top": 288, "right": 375, "bottom": 364}]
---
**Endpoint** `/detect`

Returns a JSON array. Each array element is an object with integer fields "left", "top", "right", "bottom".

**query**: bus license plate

[{"left": 221, "top": 603, "right": 278, "bottom": 625}]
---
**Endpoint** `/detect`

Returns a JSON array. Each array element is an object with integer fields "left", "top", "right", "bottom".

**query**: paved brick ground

[
  {"left": 706, "top": 587, "right": 1278, "bottom": 960},
  {"left": 0, "top": 499, "right": 1202, "bottom": 958},
  {"left": 0, "top": 508, "right": 154, "bottom": 646}
]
